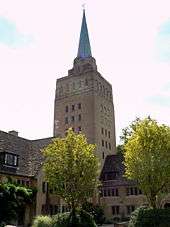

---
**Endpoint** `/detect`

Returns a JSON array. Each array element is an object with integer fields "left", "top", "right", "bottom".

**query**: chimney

[{"left": 8, "top": 130, "right": 19, "bottom": 137}]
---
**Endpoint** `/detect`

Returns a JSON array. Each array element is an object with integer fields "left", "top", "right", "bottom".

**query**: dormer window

[{"left": 0, "top": 152, "right": 19, "bottom": 167}]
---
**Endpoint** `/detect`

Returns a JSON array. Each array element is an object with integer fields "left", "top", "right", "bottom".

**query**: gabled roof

[
  {"left": 100, "top": 154, "right": 125, "bottom": 181},
  {"left": 100, "top": 154, "right": 137, "bottom": 186},
  {"left": 0, "top": 130, "right": 53, "bottom": 177}
]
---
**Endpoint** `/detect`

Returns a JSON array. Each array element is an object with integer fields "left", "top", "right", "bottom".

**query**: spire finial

[
  {"left": 82, "top": 3, "right": 86, "bottom": 10},
  {"left": 77, "top": 8, "right": 92, "bottom": 59}
]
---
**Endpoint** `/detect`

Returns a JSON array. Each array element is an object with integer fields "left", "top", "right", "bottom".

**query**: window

[
  {"left": 78, "top": 103, "right": 81, "bottom": 109},
  {"left": 130, "top": 187, "right": 134, "bottom": 195},
  {"left": 71, "top": 116, "right": 75, "bottom": 122},
  {"left": 102, "top": 152, "right": 104, "bottom": 159},
  {"left": 127, "top": 205, "right": 135, "bottom": 215},
  {"left": 109, "top": 143, "right": 111, "bottom": 150},
  {"left": 105, "top": 129, "right": 107, "bottom": 136},
  {"left": 126, "top": 187, "right": 140, "bottom": 196},
  {"left": 108, "top": 131, "right": 110, "bottom": 138},
  {"left": 65, "top": 117, "right": 68, "bottom": 124},
  {"left": 105, "top": 141, "right": 108, "bottom": 149},
  {"left": 65, "top": 105, "right": 68, "bottom": 113},
  {"left": 78, "top": 114, "right": 81, "bottom": 121},
  {"left": 108, "top": 188, "right": 111, "bottom": 196},
  {"left": 112, "top": 206, "right": 119, "bottom": 215},
  {"left": 104, "top": 189, "right": 107, "bottom": 197},
  {"left": 102, "top": 140, "right": 104, "bottom": 147},
  {"left": 72, "top": 105, "right": 75, "bottom": 111},
  {"left": 134, "top": 187, "right": 138, "bottom": 195},
  {"left": 139, "top": 189, "right": 142, "bottom": 194},
  {"left": 78, "top": 126, "right": 81, "bottom": 132},
  {"left": 115, "top": 188, "right": 119, "bottom": 196},
  {"left": 4, "top": 153, "right": 18, "bottom": 166},
  {"left": 101, "top": 128, "right": 104, "bottom": 134},
  {"left": 54, "top": 205, "right": 59, "bottom": 214}
]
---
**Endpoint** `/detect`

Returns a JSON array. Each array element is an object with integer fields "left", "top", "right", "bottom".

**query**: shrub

[
  {"left": 128, "top": 206, "right": 170, "bottom": 227},
  {"left": 52, "top": 212, "right": 70, "bottom": 227},
  {"left": 32, "top": 215, "right": 52, "bottom": 227},
  {"left": 52, "top": 209, "right": 97, "bottom": 227},
  {"left": 82, "top": 202, "right": 105, "bottom": 225}
]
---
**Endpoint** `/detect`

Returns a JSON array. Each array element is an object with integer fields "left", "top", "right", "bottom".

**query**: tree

[
  {"left": 42, "top": 129, "right": 100, "bottom": 212},
  {"left": 0, "top": 181, "right": 36, "bottom": 225},
  {"left": 123, "top": 117, "right": 170, "bottom": 208}
]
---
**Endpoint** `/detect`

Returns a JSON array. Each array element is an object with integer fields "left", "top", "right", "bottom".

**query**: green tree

[
  {"left": 123, "top": 117, "right": 170, "bottom": 208},
  {"left": 43, "top": 129, "right": 100, "bottom": 212},
  {"left": 0, "top": 181, "right": 36, "bottom": 225}
]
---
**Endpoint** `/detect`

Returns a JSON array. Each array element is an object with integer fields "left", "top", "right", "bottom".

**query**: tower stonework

[{"left": 54, "top": 10, "right": 116, "bottom": 166}]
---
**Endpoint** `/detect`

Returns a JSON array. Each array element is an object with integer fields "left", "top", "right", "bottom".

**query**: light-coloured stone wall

[{"left": 53, "top": 58, "right": 116, "bottom": 167}]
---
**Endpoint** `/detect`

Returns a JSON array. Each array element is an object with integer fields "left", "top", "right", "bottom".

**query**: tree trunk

[{"left": 149, "top": 194, "right": 157, "bottom": 209}]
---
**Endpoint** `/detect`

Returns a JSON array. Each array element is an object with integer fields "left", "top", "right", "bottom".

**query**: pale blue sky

[{"left": 0, "top": 0, "right": 170, "bottom": 143}]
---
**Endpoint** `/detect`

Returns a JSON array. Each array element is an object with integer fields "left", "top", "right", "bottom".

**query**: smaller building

[{"left": 100, "top": 154, "right": 147, "bottom": 221}]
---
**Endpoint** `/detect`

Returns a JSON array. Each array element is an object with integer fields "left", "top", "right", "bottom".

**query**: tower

[{"left": 54, "top": 10, "right": 116, "bottom": 166}]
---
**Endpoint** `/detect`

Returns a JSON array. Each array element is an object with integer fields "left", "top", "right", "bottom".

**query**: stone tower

[{"left": 54, "top": 10, "right": 116, "bottom": 166}]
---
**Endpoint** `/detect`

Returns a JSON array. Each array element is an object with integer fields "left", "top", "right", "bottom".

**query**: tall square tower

[{"left": 54, "top": 10, "right": 116, "bottom": 166}]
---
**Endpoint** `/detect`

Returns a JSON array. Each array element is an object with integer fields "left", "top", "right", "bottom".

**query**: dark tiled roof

[
  {"left": 0, "top": 130, "right": 53, "bottom": 177},
  {"left": 100, "top": 154, "right": 135, "bottom": 186}
]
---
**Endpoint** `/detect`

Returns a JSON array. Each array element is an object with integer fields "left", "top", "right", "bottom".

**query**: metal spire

[{"left": 77, "top": 9, "right": 92, "bottom": 59}]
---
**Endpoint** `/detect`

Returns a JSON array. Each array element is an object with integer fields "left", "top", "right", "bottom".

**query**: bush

[
  {"left": 52, "top": 212, "right": 70, "bottom": 227},
  {"left": 128, "top": 206, "right": 170, "bottom": 227},
  {"left": 32, "top": 215, "right": 52, "bottom": 227},
  {"left": 82, "top": 202, "right": 105, "bottom": 225},
  {"left": 33, "top": 210, "right": 97, "bottom": 227},
  {"left": 52, "top": 209, "right": 97, "bottom": 227}
]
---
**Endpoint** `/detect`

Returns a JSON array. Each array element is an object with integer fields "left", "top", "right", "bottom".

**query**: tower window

[
  {"left": 105, "top": 129, "right": 107, "bottom": 136},
  {"left": 102, "top": 152, "right": 104, "bottom": 159},
  {"left": 78, "top": 114, "right": 81, "bottom": 121},
  {"left": 65, "top": 106, "right": 68, "bottom": 113},
  {"left": 108, "top": 131, "right": 110, "bottom": 138},
  {"left": 72, "top": 105, "right": 75, "bottom": 111},
  {"left": 65, "top": 117, "right": 68, "bottom": 124},
  {"left": 105, "top": 141, "right": 108, "bottom": 149},
  {"left": 102, "top": 140, "right": 104, "bottom": 147},
  {"left": 109, "top": 143, "right": 111, "bottom": 150},
  {"left": 71, "top": 116, "right": 75, "bottom": 122},
  {"left": 78, "top": 103, "right": 81, "bottom": 109},
  {"left": 101, "top": 128, "right": 104, "bottom": 134}
]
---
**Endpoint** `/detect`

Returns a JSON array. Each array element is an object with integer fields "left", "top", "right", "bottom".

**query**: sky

[{"left": 0, "top": 0, "right": 170, "bottom": 143}]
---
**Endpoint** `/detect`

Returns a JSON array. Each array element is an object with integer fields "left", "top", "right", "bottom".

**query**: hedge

[{"left": 128, "top": 206, "right": 170, "bottom": 227}]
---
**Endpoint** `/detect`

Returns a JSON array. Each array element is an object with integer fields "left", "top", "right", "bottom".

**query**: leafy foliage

[
  {"left": 82, "top": 202, "right": 105, "bottom": 225},
  {"left": 124, "top": 117, "right": 170, "bottom": 208},
  {"left": 33, "top": 210, "right": 97, "bottom": 227},
  {"left": 43, "top": 129, "right": 100, "bottom": 210},
  {"left": 0, "top": 181, "right": 36, "bottom": 225},
  {"left": 32, "top": 215, "right": 52, "bottom": 227},
  {"left": 128, "top": 206, "right": 170, "bottom": 227}
]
